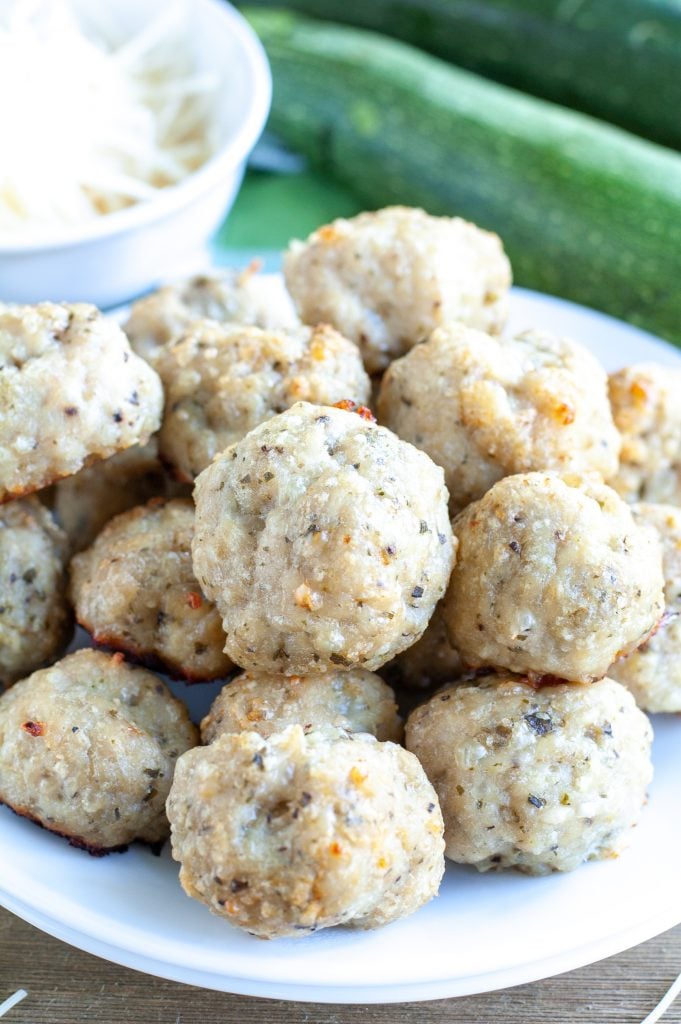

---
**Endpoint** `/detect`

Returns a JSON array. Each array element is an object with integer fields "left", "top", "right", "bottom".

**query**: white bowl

[{"left": 0, "top": 0, "right": 271, "bottom": 308}]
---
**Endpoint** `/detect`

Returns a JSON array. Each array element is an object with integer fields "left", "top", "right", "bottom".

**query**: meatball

[
  {"left": 201, "top": 669, "right": 402, "bottom": 744},
  {"left": 383, "top": 604, "right": 463, "bottom": 691},
  {"left": 50, "top": 439, "right": 188, "bottom": 554},
  {"left": 124, "top": 265, "right": 298, "bottom": 365},
  {"left": 70, "top": 499, "right": 232, "bottom": 681},
  {"left": 0, "top": 302, "right": 163, "bottom": 502},
  {"left": 166, "top": 725, "right": 444, "bottom": 938},
  {"left": 406, "top": 673, "right": 653, "bottom": 874},
  {"left": 378, "top": 325, "right": 620, "bottom": 514},
  {"left": 608, "top": 363, "right": 681, "bottom": 504},
  {"left": 0, "top": 498, "right": 71, "bottom": 688},
  {"left": 442, "top": 473, "right": 664, "bottom": 683},
  {"left": 610, "top": 504, "right": 681, "bottom": 711},
  {"left": 192, "top": 402, "right": 456, "bottom": 675},
  {"left": 156, "top": 320, "right": 371, "bottom": 481},
  {"left": 284, "top": 206, "right": 511, "bottom": 374},
  {"left": 0, "top": 649, "right": 197, "bottom": 852}
]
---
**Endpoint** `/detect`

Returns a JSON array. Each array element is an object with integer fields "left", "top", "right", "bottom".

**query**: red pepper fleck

[
  {"left": 187, "top": 591, "right": 203, "bottom": 610},
  {"left": 523, "top": 673, "right": 569, "bottom": 690},
  {"left": 333, "top": 399, "right": 376, "bottom": 423},
  {"left": 22, "top": 721, "right": 45, "bottom": 737},
  {"left": 111, "top": 651, "right": 125, "bottom": 666}
]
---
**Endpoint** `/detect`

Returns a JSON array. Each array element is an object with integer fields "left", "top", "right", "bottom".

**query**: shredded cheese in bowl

[{"left": 0, "top": 0, "right": 221, "bottom": 236}]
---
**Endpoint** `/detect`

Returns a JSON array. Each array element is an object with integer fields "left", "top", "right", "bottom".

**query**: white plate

[{"left": 2, "top": 286, "right": 681, "bottom": 1003}]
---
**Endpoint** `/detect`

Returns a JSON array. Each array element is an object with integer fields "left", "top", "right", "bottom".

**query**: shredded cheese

[{"left": 0, "top": 0, "right": 221, "bottom": 236}]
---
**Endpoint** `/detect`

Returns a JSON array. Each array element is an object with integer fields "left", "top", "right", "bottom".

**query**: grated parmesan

[{"left": 0, "top": 0, "right": 221, "bottom": 236}]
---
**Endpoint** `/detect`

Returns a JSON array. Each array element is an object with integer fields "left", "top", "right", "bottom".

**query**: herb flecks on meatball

[
  {"left": 0, "top": 302, "right": 162, "bottom": 502},
  {"left": 0, "top": 650, "right": 197, "bottom": 853},
  {"left": 406, "top": 674, "right": 653, "bottom": 874},
  {"left": 156, "top": 320, "right": 370, "bottom": 481},
  {"left": 378, "top": 325, "right": 620, "bottom": 514},
  {"left": 442, "top": 472, "right": 664, "bottom": 682},
  {"left": 192, "top": 402, "right": 456, "bottom": 675},
  {"left": 167, "top": 725, "right": 444, "bottom": 938},
  {"left": 284, "top": 206, "right": 511, "bottom": 374},
  {"left": 201, "top": 668, "right": 402, "bottom": 744},
  {"left": 70, "top": 499, "right": 232, "bottom": 682},
  {"left": 610, "top": 503, "right": 681, "bottom": 711}
]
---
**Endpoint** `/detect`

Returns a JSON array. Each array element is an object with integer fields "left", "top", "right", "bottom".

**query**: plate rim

[
  {"left": 2, "top": 283, "right": 681, "bottom": 1003},
  {"left": 3, "top": 884, "right": 680, "bottom": 1003}
]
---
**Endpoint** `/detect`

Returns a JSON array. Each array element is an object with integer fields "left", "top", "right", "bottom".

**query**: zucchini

[
  {"left": 245, "top": 9, "right": 681, "bottom": 348},
  {"left": 242, "top": 0, "right": 681, "bottom": 150}
]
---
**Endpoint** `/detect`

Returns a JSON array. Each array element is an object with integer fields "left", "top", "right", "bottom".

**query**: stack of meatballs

[{"left": 0, "top": 206, "right": 678, "bottom": 940}]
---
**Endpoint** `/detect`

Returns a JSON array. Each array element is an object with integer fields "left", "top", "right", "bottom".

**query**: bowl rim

[{"left": 0, "top": 0, "right": 271, "bottom": 255}]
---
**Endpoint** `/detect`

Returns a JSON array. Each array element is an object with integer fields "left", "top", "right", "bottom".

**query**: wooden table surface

[{"left": 1, "top": 907, "right": 680, "bottom": 1024}]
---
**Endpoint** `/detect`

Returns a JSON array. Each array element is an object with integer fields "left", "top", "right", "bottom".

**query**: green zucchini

[
  {"left": 245, "top": 9, "right": 681, "bottom": 348},
  {"left": 242, "top": 0, "right": 681, "bottom": 150}
]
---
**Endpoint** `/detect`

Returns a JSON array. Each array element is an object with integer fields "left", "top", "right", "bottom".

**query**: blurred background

[{"left": 1, "top": 0, "right": 680, "bottom": 345}]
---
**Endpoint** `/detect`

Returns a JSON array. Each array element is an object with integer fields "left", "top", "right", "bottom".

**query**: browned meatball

[
  {"left": 167, "top": 726, "right": 444, "bottom": 938},
  {"left": 406, "top": 674, "right": 653, "bottom": 874},
  {"left": 201, "top": 668, "right": 402, "bottom": 743},
  {"left": 0, "top": 650, "right": 197, "bottom": 853},
  {"left": 284, "top": 207, "right": 511, "bottom": 373},
  {"left": 0, "top": 497, "right": 71, "bottom": 688},
  {"left": 442, "top": 473, "right": 664, "bottom": 682},
  {"left": 70, "top": 499, "right": 233, "bottom": 682},
  {"left": 192, "top": 402, "right": 456, "bottom": 675},
  {"left": 0, "top": 302, "right": 162, "bottom": 502}
]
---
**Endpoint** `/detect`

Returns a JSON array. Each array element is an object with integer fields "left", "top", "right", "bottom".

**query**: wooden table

[{"left": 1, "top": 907, "right": 680, "bottom": 1023}]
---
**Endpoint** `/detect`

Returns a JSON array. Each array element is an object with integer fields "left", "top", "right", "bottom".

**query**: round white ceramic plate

[{"left": 2, "top": 286, "right": 681, "bottom": 1004}]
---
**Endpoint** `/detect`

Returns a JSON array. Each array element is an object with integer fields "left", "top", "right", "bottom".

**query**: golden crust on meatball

[
  {"left": 156, "top": 320, "right": 370, "bottom": 481},
  {"left": 70, "top": 499, "right": 232, "bottom": 682},
  {"left": 608, "top": 363, "right": 681, "bottom": 504},
  {"left": 284, "top": 206, "right": 511, "bottom": 374},
  {"left": 192, "top": 402, "right": 456, "bottom": 675},
  {"left": 201, "top": 668, "right": 402, "bottom": 744},
  {"left": 167, "top": 725, "right": 444, "bottom": 938},
  {"left": 0, "top": 650, "right": 197, "bottom": 853},
  {"left": 0, "top": 302, "right": 162, "bottom": 502},
  {"left": 406, "top": 674, "right": 653, "bottom": 874},
  {"left": 378, "top": 325, "right": 620, "bottom": 514},
  {"left": 442, "top": 473, "right": 664, "bottom": 683}
]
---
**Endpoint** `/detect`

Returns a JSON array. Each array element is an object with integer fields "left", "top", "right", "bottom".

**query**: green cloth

[{"left": 214, "top": 168, "right": 363, "bottom": 259}]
